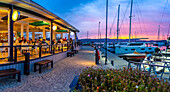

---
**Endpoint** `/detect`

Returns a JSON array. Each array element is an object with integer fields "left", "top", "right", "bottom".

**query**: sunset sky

[{"left": 34, "top": 0, "right": 170, "bottom": 40}]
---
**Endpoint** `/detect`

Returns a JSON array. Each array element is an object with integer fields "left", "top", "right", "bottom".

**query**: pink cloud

[{"left": 65, "top": 0, "right": 170, "bottom": 40}]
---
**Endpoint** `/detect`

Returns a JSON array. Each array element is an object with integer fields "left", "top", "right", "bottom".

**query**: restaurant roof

[{"left": 0, "top": 0, "right": 79, "bottom": 32}]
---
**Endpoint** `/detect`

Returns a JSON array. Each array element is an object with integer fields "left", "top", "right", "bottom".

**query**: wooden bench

[
  {"left": 0, "top": 69, "right": 21, "bottom": 82},
  {"left": 67, "top": 52, "right": 74, "bottom": 57},
  {"left": 34, "top": 60, "right": 53, "bottom": 73}
]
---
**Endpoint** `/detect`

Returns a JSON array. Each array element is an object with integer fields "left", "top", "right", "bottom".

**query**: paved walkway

[
  {"left": 0, "top": 46, "right": 99, "bottom": 92},
  {"left": 1, "top": 46, "right": 168, "bottom": 91},
  {"left": 99, "top": 48, "right": 129, "bottom": 69}
]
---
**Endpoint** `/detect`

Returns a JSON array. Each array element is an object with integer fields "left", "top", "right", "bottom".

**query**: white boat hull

[{"left": 115, "top": 46, "right": 156, "bottom": 54}]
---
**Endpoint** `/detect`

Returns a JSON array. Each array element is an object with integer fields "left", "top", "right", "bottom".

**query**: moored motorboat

[
  {"left": 119, "top": 52, "right": 146, "bottom": 62},
  {"left": 123, "top": 53, "right": 146, "bottom": 61}
]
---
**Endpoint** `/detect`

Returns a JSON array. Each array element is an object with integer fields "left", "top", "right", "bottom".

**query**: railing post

[
  {"left": 14, "top": 47, "right": 17, "bottom": 62},
  {"left": 71, "top": 43, "right": 74, "bottom": 52},
  {"left": 24, "top": 53, "right": 30, "bottom": 75},
  {"left": 67, "top": 42, "right": 68, "bottom": 51},
  {"left": 62, "top": 43, "right": 63, "bottom": 52},
  {"left": 111, "top": 60, "right": 114, "bottom": 66},
  {"left": 39, "top": 45, "right": 41, "bottom": 58},
  {"left": 53, "top": 45, "right": 55, "bottom": 54},
  {"left": 56, "top": 44, "right": 58, "bottom": 52}
]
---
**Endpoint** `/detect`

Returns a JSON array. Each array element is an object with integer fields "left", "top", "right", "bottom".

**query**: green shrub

[{"left": 76, "top": 67, "right": 170, "bottom": 92}]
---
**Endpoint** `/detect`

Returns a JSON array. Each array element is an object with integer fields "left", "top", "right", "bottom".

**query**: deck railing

[{"left": 0, "top": 42, "right": 74, "bottom": 63}]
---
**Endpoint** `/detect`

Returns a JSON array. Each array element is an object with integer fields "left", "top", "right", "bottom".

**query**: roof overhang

[{"left": 0, "top": 0, "right": 79, "bottom": 32}]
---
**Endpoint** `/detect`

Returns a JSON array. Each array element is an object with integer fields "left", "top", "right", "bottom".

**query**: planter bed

[{"left": 70, "top": 67, "right": 170, "bottom": 92}]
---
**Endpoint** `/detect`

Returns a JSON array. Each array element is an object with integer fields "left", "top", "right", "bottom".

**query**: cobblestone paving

[{"left": 0, "top": 46, "right": 99, "bottom": 92}]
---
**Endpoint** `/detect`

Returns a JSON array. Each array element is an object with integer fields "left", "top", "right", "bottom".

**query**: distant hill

[{"left": 80, "top": 38, "right": 167, "bottom": 43}]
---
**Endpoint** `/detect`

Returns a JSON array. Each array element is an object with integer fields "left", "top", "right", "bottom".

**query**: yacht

[
  {"left": 103, "top": 43, "right": 115, "bottom": 52},
  {"left": 115, "top": 42, "right": 128, "bottom": 46},
  {"left": 114, "top": 42, "right": 157, "bottom": 54}
]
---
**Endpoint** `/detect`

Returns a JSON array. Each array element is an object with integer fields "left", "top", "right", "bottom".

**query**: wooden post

[
  {"left": 32, "top": 31, "right": 35, "bottom": 41},
  {"left": 8, "top": 5, "right": 14, "bottom": 61},
  {"left": 68, "top": 30, "right": 70, "bottom": 42},
  {"left": 50, "top": 21, "right": 53, "bottom": 52},
  {"left": 43, "top": 27, "right": 46, "bottom": 39},
  {"left": 21, "top": 24, "right": 24, "bottom": 38},
  {"left": 26, "top": 23, "right": 29, "bottom": 40}
]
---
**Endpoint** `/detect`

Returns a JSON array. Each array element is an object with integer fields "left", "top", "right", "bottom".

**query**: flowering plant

[{"left": 75, "top": 67, "right": 170, "bottom": 92}]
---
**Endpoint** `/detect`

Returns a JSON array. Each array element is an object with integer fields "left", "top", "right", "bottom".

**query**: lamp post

[
  {"left": 8, "top": 5, "right": 14, "bottom": 61},
  {"left": 105, "top": 0, "right": 108, "bottom": 65},
  {"left": 98, "top": 21, "right": 100, "bottom": 46}
]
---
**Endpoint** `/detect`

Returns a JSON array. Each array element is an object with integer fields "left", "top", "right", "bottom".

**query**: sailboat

[{"left": 114, "top": 0, "right": 157, "bottom": 55}]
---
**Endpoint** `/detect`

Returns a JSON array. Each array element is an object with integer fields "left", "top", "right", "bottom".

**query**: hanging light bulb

[
  {"left": 53, "top": 26, "right": 57, "bottom": 30},
  {"left": 71, "top": 32, "right": 74, "bottom": 35}
]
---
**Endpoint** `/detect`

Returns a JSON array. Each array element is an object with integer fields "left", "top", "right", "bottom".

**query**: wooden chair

[{"left": 0, "top": 43, "right": 7, "bottom": 58}]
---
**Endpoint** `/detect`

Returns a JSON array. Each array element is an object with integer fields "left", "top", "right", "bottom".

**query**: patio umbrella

[
  {"left": 29, "top": 21, "right": 49, "bottom": 26},
  {"left": 55, "top": 30, "right": 68, "bottom": 32}
]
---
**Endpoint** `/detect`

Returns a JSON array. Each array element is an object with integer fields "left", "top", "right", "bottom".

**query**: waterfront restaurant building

[{"left": 0, "top": 0, "right": 79, "bottom": 64}]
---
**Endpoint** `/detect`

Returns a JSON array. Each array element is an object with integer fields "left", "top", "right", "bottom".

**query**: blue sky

[
  {"left": 33, "top": 0, "right": 95, "bottom": 17},
  {"left": 33, "top": 0, "right": 170, "bottom": 40}
]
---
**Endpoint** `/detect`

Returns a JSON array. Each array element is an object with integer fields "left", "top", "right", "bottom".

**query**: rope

[
  {"left": 118, "top": 1, "right": 130, "bottom": 39},
  {"left": 119, "top": 1, "right": 130, "bottom": 30},
  {"left": 134, "top": 0, "right": 143, "bottom": 38},
  {"left": 136, "top": 0, "right": 148, "bottom": 38},
  {"left": 160, "top": 0, "right": 168, "bottom": 24},
  {"left": 110, "top": 11, "right": 118, "bottom": 34}
]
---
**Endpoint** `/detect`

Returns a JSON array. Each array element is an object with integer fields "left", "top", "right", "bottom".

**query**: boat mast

[
  {"left": 105, "top": 0, "right": 108, "bottom": 65},
  {"left": 110, "top": 28, "right": 111, "bottom": 38},
  {"left": 129, "top": 0, "right": 133, "bottom": 43},
  {"left": 158, "top": 25, "right": 160, "bottom": 40},
  {"left": 167, "top": 24, "right": 170, "bottom": 38},
  {"left": 100, "top": 32, "right": 101, "bottom": 45},
  {"left": 117, "top": 5, "right": 120, "bottom": 43},
  {"left": 98, "top": 21, "right": 100, "bottom": 45},
  {"left": 87, "top": 31, "right": 88, "bottom": 39}
]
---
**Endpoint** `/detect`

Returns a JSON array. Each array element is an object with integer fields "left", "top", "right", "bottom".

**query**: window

[{"left": 141, "top": 48, "right": 145, "bottom": 50}]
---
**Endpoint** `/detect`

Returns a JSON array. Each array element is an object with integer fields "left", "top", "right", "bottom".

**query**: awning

[
  {"left": 29, "top": 21, "right": 50, "bottom": 26},
  {"left": 55, "top": 30, "right": 68, "bottom": 32}
]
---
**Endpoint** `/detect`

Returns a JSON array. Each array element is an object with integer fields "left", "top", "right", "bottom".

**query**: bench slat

[
  {"left": 34, "top": 60, "right": 53, "bottom": 73},
  {"left": 0, "top": 69, "right": 21, "bottom": 82},
  {"left": 35, "top": 60, "right": 53, "bottom": 65}
]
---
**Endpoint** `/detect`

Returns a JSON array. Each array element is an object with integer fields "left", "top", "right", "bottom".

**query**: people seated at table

[
  {"left": 14, "top": 37, "right": 21, "bottom": 46},
  {"left": 63, "top": 37, "right": 67, "bottom": 41},
  {"left": 63, "top": 37, "right": 67, "bottom": 47},
  {"left": 57, "top": 38, "right": 61, "bottom": 43},
  {"left": 0, "top": 40, "right": 7, "bottom": 58},
  {"left": 60, "top": 37, "right": 63, "bottom": 44},
  {"left": 41, "top": 39, "right": 49, "bottom": 53},
  {"left": 42, "top": 39, "right": 48, "bottom": 45},
  {"left": 1, "top": 36, "right": 71, "bottom": 57},
  {"left": 20, "top": 39, "right": 29, "bottom": 55},
  {"left": 70, "top": 38, "right": 73, "bottom": 43},
  {"left": 52, "top": 39, "right": 56, "bottom": 45},
  {"left": 38, "top": 38, "right": 43, "bottom": 45}
]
